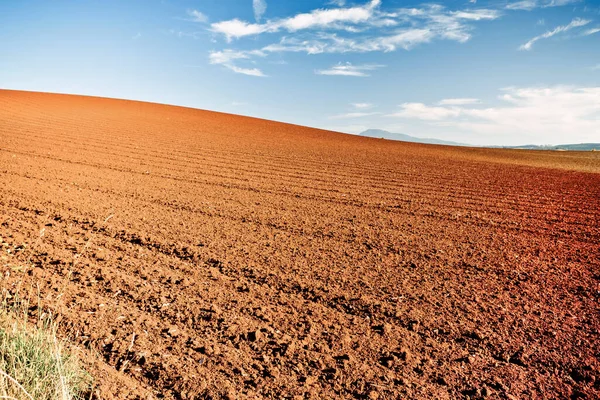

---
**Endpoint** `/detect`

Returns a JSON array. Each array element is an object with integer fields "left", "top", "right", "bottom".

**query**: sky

[{"left": 1, "top": 0, "right": 599, "bottom": 146}]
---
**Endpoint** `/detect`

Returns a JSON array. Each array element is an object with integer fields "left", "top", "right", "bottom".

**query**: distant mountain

[
  {"left": 500, "top": 143, "right": 600, "bottom": 151},
  {"left": 360, "top": 129, "right": 600, "bottom": 151},
  {"left": 359, "top": 129, "right": 467, "bottom": 146}
]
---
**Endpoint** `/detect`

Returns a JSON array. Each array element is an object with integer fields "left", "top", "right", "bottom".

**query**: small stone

[
  {"left": 368, "top": 390, "right": 380, "bottom": 400},
  {"left": 341, "top": 333, "right": 352, "bottom": 347},
  {"left": 305, "top": 375, "right": 317, "bottom": 385},
  {"left": 167, "top": 326, "right": 179, "bottom": 337},
  {"left": 383, "top": 323, "right": 393, "bottom": 335},
  {"left": 268, "top": 366, "right": 280, "bottom": 379}
]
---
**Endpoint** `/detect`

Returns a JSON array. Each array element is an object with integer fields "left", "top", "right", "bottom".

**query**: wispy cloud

[
  {"left": 253, "top": 0, "right": 267, "bottom": 22},
  {"left": 132, "top": 32, "right": 142, "bottom": 40},
  {"left": 352, "top": 103, "right": 374, "bottom": 109},
  {"left": 188, "top": 9, "right": 208, "bottom": 23},
  {"left": 592, "top": 64, "right": 600, "bottom": 70},
  {"left": 315, "top": 62, "right": 384, "bottom": 77},
  {"left": 389, "top": 103, "right": 462, "bottom": 120},
  {"left": 506, "top": 1, "right": 540, "bottom": 10},
  {"left": 438, "top": 98, "right": 480, "bottom": 105},
  {"left": 212, "top": 0, "right": 382, "bottom": 41},
  {"left": 583, "top": 27, "right": 600, "bottom": 36},
  {"left": 205, "top": 1, "right": 501, "bottom": 75},
  {"left": 168, "top": 29, "right": 204, "bottom": 39},
  {"left": 209, "top": 49, "right": 267, "bottom": 76},
  {"left": 519, "top": 18, "right": 590, "bottom": 50},
  {"left": 388, "top": 86, "right": 600, "bottom": 144},
  {"left": 506, "top": 0, "right": 580, "bottom": 10},
  {"left": 329, "top": 112, "right": 380, "bottom": 119}
]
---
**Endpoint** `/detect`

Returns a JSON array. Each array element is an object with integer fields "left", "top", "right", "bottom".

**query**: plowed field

[{"left": 1, "top": 90, "right": 599, "bottom": 399}]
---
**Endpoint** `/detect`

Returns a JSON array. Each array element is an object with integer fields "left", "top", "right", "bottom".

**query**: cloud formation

[
  {"left": 389, "top": 86, "right": 600, "bottom": 144},
  {"left": 352, "top": 103, "right": 374, "bottom": 109},
  {"left": 209, "top": 49, "right": 267, "bottom": 76},
  {"left": 438, "top": 98, "right": 480, "bottom": 105},
  {"left": 315, "top": 62, "right": 384, "bottom": 77},
  {"left": 212, "top": 0, "right": 382, "bottom": 41},
  {"left": 253, "top": 0, "right": 267, "bottom": 22},
  {"left": 211, "top": 1, "right": 500, "bottom": 47},
  {"left": 583, "top": 27, "right": 600, "bottom": 36},
  {"left": 505, "top": 0, "right": 579, "bottom": 10},
  {"left": 202, "top": 0, "right": 590, "bottom": 77},
  {"left": 519, "top": 18, "right": 590, "bottom": 50},
  {"left": 205, "top": 2, "right": 502, "bottom": 75},
  {"left": 188, "top": 10, "right": 208, "bottom": 23}
]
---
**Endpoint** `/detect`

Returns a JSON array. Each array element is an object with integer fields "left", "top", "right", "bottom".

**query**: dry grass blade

[
  {"left": 0, "top": 368, "right": 33, "bottom": 400},
  {"left": 0, "top": 295, "right": 92, "bottom": 400}
]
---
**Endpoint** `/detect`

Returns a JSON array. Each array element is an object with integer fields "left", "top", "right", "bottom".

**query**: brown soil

[{"left": 1, "top": 89, "right": 599, "bottom": 399}]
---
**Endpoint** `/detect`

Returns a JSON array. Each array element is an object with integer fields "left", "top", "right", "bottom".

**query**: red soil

[{"left": 0, "top": 90, "right": 599, "bottom": 399}]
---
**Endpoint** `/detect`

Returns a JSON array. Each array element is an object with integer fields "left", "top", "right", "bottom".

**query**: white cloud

[
  {"left": 592, "top": 64, "right": 600, "bottom": 70},
  {"left": 389, "top": 103, "right": 463, "bottom": 120},
  {"left": 207, "top": 2, "right": 500, "bottom": 75},
  {"left": 329, "top": 112, "right": 380, "bottom": 119},
  {"left": 506, "top": 0, "right": 580, "bottom": 10},
  {"left": 438, "top": 98, "right": 480, "bottom": 105},
  {"left": 450, "top": 10, "right": 499, "bottom": 20},
  {"left": 281, "top": 1, "right": 379, "bottom": 31},
  {"left": 253, "top": 0, "right": 267, "bottom": 22},
  {"left": 327, "top": 0, "right": 347, "bottom": 6},
  {"left": 583, "top": 27, "right": 600, "bottom": 36},
  {"left": 315, "top": 62, "right": 384, "bottom": 77},
  {"left": 352, "top": 102, "right": 374, "bottom": 109},
  {"left": 212, "top": 0, "right": 382, "bottom": 41},
  {"left": 211, "top": 19, "right": 274, "bottom": 42},
  {"left": 132, "top": 32, "right": 142, "bottom": 40},
  {"left": 262, "top": 29, "right": 436, "bottom": 54},
  {"left": 188, "top": 9, "right": 208, "bottom": 23},
  {"left": 211, "top": 1, "right": 499, "bottom": 42},
  {"left": 388, "top": 86, "right": 600, "bottom": 144},
  {"left": 209, "top": 49, "right": 267, "bottom": 76},
  {"left": 519, "top": 18, "right": 590, "bottom": 50},
  {"left": 506, "top": 1, "right": 538, "bottom": 10},
  {"left": 228, "top": 66, "right": 267, "bottom": 77}
]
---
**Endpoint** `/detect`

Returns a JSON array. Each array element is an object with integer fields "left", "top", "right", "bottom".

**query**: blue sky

[{"left": 1, "top": 0, "right": 599, "bottom": 145}]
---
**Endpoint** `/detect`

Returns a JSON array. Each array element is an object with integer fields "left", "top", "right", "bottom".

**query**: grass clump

[{"left": 0, "top": 295, "right": 92, "bottom": 400}]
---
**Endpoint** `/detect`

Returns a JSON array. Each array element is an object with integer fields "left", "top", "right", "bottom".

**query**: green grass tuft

[{"left": 0, "top": 295, "right": 92, "bottom": 400}]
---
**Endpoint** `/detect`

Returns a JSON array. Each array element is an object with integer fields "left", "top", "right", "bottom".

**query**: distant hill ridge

[
  {"left": 359, "top": 129, "right": 600, "bottom": 151},
  {"left": 359, "top": 129, "right": 467, "bottom": 146}
]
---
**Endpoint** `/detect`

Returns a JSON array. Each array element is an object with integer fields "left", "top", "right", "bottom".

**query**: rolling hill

[{"left": 1, "top": 90, "right": 599, "bottom": 399}]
